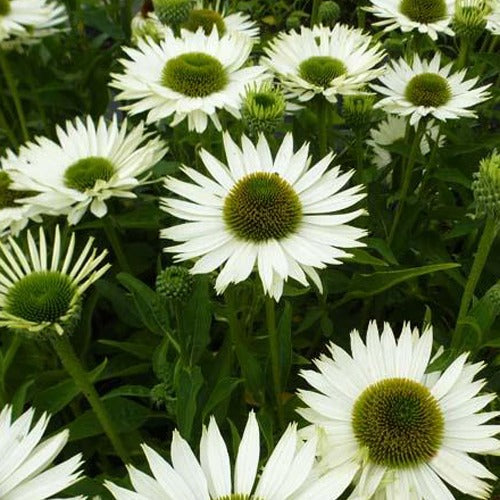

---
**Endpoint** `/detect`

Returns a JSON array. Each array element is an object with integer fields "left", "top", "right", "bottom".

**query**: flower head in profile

[
  {"left": 372, "top": 53, "right": 490, "bottom": 125},
  {"left": 161, "top": 132, "right": 366, "bottom": 300},
  {"left": 111, "top": 28, "right": 266, "bottom": 133},
  {"left": 299, "top": 322, "right": 500, "bottom": 499},
  {"left": 5, "top": 115, "right": 167, "bottom": 225},
  {"left": 0, "top": 0, "right": 67, "bottom": 46},
  {"left": 0, "top": 405, "right": 83, "bottom": 499},
  {"left": 105, "top": 411, "right": 357, "bottom": 500},
  {"left": 0, "top": 225, "right": 110, "bottom": 336},
  {"left": 262, "top": 24, "right": 385, "bottom": 104},
  {"left": 365, "top": 0, "right": 455, "bottom": 40}
]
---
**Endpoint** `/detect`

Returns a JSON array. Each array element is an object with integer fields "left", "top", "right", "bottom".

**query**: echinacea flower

[
  {"left": 0, "top": 405, "right": 83, "bottom": 499},
  {"left": 5, "top": 115, "right": 167, "bottom": 224},
  {"left": 299, "top": 322, "right": 500, "bottom": 499},
  {"left": 105, "top": 411, "right": 358, "bottom": 500},
  {"left": 161, "top": 132, "right": 366, "bottom": 300},
  {"left": 365, "top": 0, "right": 455, "bottom": 40},
  {"left": 0, "top": 225, "right": 110, "bottom": 336},
  {"left": 486, "top": 0, "right": 500, "bottom": 33},
  {"left": 110, "top": 28, "right": 266, "bottom": 133},
  {"left": 371, "top": 53, "right": 490, "bottom": 125},
  {"left": 262, "top": 24, "right": 385, "bottom": 104},
  {"left": 0, "top": 0, "right": 67, "bottom": 45}
]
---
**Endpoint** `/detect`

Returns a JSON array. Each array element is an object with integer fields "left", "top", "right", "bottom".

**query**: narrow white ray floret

[
  {"left": 372, "top": 53, "right": 490, "bottom": 125},
  {"left": 105, "top": 411, "right": 357, "bottom": 500},
  {"left": 0, "top": 225, "right": 110, "bottom": 335},
  {"left": 110, "top": 28, "right": 266, "bottom": 133},
  {"left": 161, "top": 132, "right": 366, "bottom": 300},
  {"left": 0, "top": 405, "right": 83, "bottom": 499},
  {"left": 298, "top": 321, "right": 500, "bottom": 499},
  {"left": 262, "top": 24, "right": 385, "bottom": 104},
  {"left": 4, "top": 115, "right": 167, "bottom": 225}
]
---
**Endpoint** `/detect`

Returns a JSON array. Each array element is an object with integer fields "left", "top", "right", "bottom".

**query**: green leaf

[
  {"left": 175, "top": 365, "right": 204, "bottom": 440},
  {"left": 202, "top": 377, "right": 242, "bottom": 420},
  {"left": 277, "top": 302, "right": 292, "bottom": 388},
  {"left": 343, "top": 248, "right": 389, "bottom": 267},
  {"left": 98, "top": 340, "right": 154, "bottom": 360},
  {"left": 33, "top": 360, "right": 108, "bottom": 414},
  {"left": 344, "top": 263, "right": 460, "bottom": 300},
  {"left": 11, "top": 380, "right": 34, "bottom": 419},
  {"left": 102, "top": 385, "right": 151, "bottom": 400},
  {"left": 67, "top": 397, "right": 151, "bottom": 441},
  {"left": 95, "top": 279, "right": 142, "bottom": 328}
]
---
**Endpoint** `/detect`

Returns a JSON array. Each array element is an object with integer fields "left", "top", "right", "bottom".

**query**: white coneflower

[
  {"left": 367, "top": 115, "right": 444, "bottom": 171},
  {"left": 372, "top": 53, "right": 490, "bottom": 125},
  {"left": 161, "top": 132, "right": 366, "bottom": 301},
  {"left": 0, "top": 0, "right": 67, "bottom": 45},
  {"left": 262, "top": 24, "right": 385, "bottom": 104},
  {"left": 0, "top": 225, "right": 110, "bottom": 336},
  {"left": 106, "top": 411, "right": 358, "bottom": 499},
  {"left": 486, "top": 0, "right": 500, "bottom": 33},
  {"left": 5, "top": 115, "right": 167, "bottom": 224},
  {"left": 365, "top": 0, "right": 455, "bottom": 40},
  {"left": 110, "top": 28, "right": 266, "bottom": 133},
  {"left": 0, "top": 405, "right": 83, "bottom": 499},
  {"left": 299, "top": 322, "right": 500, "bottom": 499}
]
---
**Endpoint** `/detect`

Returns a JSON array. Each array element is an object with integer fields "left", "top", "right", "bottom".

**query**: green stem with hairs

[
  {"left": 454, "top": 217, "right": 498, "bottom": 339},
  {"left": 311, "top": 0, "right": 322, "bottom": 26},
  {"left": 102, "top": 217, "right": 132, "bottom": 274},
  {"left": 388, "top": 121, "right": 426, "bottom": 245},
  {"left": 50, "top": 334, "right": 129, "bottom": 463},
  {"left": 0, "top": 51, "right": 29, "bottom": 142},
  {"left": 317, "top": 98, "right": 328, "bottom": 158},
  {"left": 265, "top": 295, "right": 284, "bottom": 428},
  {"left": 457, "top": 38, "right": 469, "bottom": 70}
]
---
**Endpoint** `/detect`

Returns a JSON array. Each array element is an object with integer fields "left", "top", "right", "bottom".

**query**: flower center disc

[
  {"left": 352, "top": 378, "right": 444, "bottom": 468},
  {"left": 5, "top": 271, "right": 76, "bottom": 323},
  {"left": 298, "top": 56, "right": 347, "bottom": 87},
  {"left": 182, "top": 9, "right": 226, "bottom": 35},
  {"left": 253, "top": 93, "right": 278, "bottom": 109},
  {"left": 161, "top": 52, "right": 228, "bottom": 97},
  {"left": 405, "top": 73, "right": 451, "bottom": 107},
  {"left": 223, "top": 172, "right": 302, "bottom": 242},
  {"left": 399, "top": 0, "right": 447, "bottom": 23},
  {"left": 0, "top": 171, "right": 20, "bottom": 209},
  {"left": 64, "top": 156, "right": 116, "bottom": 192},
  {"left": 0, "top": 0, "right": 11, "bottom": 16}
]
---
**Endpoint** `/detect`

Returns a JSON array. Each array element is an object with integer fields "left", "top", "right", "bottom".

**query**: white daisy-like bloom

[
  {"left": 486, "top": 0, "right": 500, "bottom": 33},
  {"left": 367, "top": 115, "right": 445, "bottom": 170},
  {"left": 0, "top": 163, "right": 45, "bottom": 237},
  {"left": 105, "top": 411, "right": 358, "bottom": 500},
  {"left": 298, "top": 322, "right": 500, "bottom": 499},
  {"left": 5, "top": 115, "right": 167, "bottom": 225},
  {"left": 372, "top": 53, "right": 490, "bottom": 126},
  {"left": 110, "top": 28, "right": 266, "bottom": 133},
  {"left": 365, "top": 0, "right": 455, "bottom": 40},
  {"left": 185, "top": 0, "right": 259, "bottom": 40},
  {"left": 161, "top": 132, "right": 366, "bottom": 301},
  {"left": 262, "top": 24, "right": 385, "bottom": 104},
  {"left": 0, "top": 225, "right": 110, "bottom": 335},
  {"left": 0, "top": 0, "right": 67, "bottom": 45},
  {"left": 0, "top": 405, "right": 83, "bottom": 499}
]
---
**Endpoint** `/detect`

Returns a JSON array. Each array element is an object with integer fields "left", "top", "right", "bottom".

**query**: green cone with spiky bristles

[
  {"left": 453, "top": 0, "right": 490, "bottom": 42},
  {"left": 319, "top": 1, "right": 341, "bottom": 25},
  {"left": 242, "top": 82, "right": 286, "bottom": 138},
  {"left": 156, "top": 265, "right": 194, "bottom": 301},
  {"left": 152, "top": 0, "right": 194, "bottom": 26},
  {"left": 342, "top": 94, "right": 375, "bottom": 131},
  {"left": 472, "top": 151, "right": 500, "bottom": 220}
]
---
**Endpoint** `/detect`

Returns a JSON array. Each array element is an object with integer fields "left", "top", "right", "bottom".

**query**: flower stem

[
  {"left": 265, "top": 295, "right": 284, "bottom": 428},
  {"left": 457, "top": 38, "right": 469, "bottom": 70},
  {"left": 388, "top": 121, "right": 425, "bottom": 245},
  {"left": 102, "top": 216, "right": 132, "bottom": 274},
  {"left": 0, "top": 335, "right": 22, "bottom": 402},
  {"left": 50, "top": 334, "right": 129, "bottom": 463},
  {"left": 454, "top": 217, "right": 498, "bottom": 338},
  {"left": 311, "top": 0, "right": 322, "bottom": 26},
  {"left": 317, "top": 97, "right": 328, "bottom": 158},
  {"left": 0, "top": 51, "right": 29, "bottom": 142}
]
